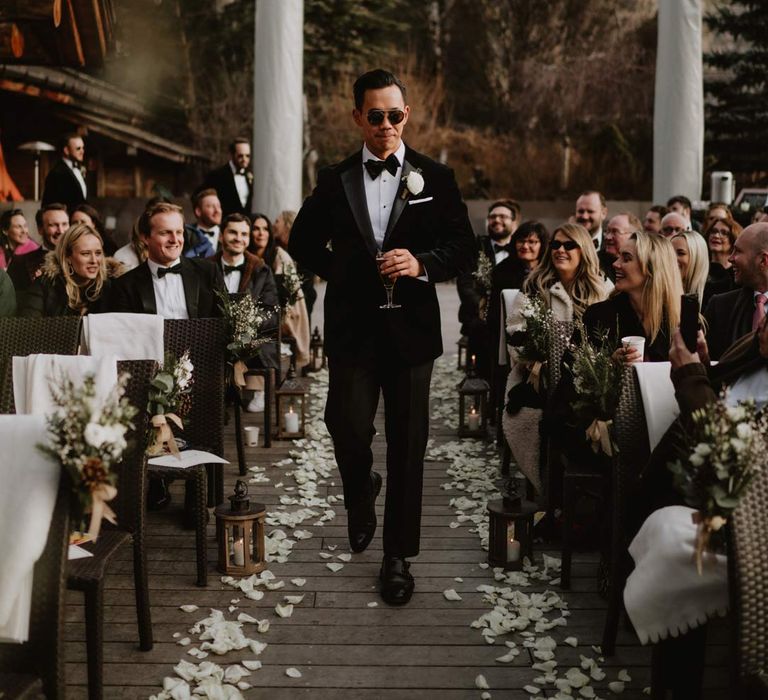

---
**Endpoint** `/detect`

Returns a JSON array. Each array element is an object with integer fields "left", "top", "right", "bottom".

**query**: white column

[
  {"left": 253, "top": 0, "right": 304, "bottom": 220},
  {"left": 653, "top": 0, "right": 704, "bottom": 204}
]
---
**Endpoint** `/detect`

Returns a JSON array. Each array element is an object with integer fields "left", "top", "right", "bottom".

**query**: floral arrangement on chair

[
  {"left": 507, "top": 293, "right": 552, "bottom": 394},
  {"left": 146, "top": 350, "right": 194, "bottom": 456},
  {"left": 668, "top": 396, "right": 768, "bottom": 573},
  {"left": 217, "top": 291, "right": 271, "bottom": 387},
  {"left": 568, "top": 325, "right": 622, "bottom": 457},
  {"left": 472, "top": 252, "right": 493, "bottom": 321},
  {"left": 277, "top": 262, "right": 302, "bottom": 313},
  {"left": 39, "top": 372, "right": 137, "bottom": 540}
]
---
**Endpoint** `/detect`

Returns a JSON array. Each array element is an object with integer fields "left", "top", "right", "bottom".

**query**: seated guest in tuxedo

[
  {"left": 503, "top": 223, "right": 612, "bottom": 491},
  {"left": 185, "top": 188, "right": 221, "bottom": 256},
  {"left": 671, "top": 230, "right": 709, "bottom": 306},
  {"left": 210, "top": 212, "right": 279, "bottom": 412},
  {"left": 274, "top": 209, "right": 317, "bottom": 322},
  {"left": 601, "top": 212, "right": 643, "bottom": 282},
  {"left": 249, "top": 212, "right": 310, "bottom": 371},
  {"left": 17, "top": 223, "right": 121, "bottom": 317},
  {"left": 0, "top": 269, "right": 16, "bottom": 317},
  {"left": 71, "top": 203, "right": 117, "bottom": 256},
  {"left": 702, "top": 215, "right": 741, "bottom": 307},
  {"left": 41, "top": 133, "right": 87, "bottom": 212},
  {"left": 0, "top": 209, "right": 39, "bottom": 270},
  {"left": 704, "top": 222, "right": 768, "bottom": 360},
  {"left": 203, "top": 138, "right": 253, "bottom": 217},
  {"left": 109, "top": 201, "right": 225, "bottom": 319},
  {"left": 583, "top": 232, "right": 683, "bottom": 362},
  {"left": 7, "top": 203, "right": 69, "bottom": 291}
]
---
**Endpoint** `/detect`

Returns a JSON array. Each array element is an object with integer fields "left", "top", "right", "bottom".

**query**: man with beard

[
  {"left": 203, "top": 138, "right": 254, "bottom": 217},
  {"left": 575, "top": 190, "right": 608, "bottom": 251},
  {"left": 457, "top": 199, "right": 520, "bottom": 380},
  {"left": 42, "top": 133, "right": 87, "bottom": 211}
]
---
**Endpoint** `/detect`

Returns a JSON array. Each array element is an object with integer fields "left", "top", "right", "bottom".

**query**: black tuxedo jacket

[
  {"left": 289, "top": 146, "right": 475, "bottom": 366},
  {"left": 108, "top": 257, "right": 225, "bottom": 318},
  {"left": 203, "top": 164, "right": 252, "bottom": 217},
  {"left": 42, "top": 160, "right": 86, "bottom": 210},
  {"left": 704, "top": 286, "right": 755, "bottom": 361}
]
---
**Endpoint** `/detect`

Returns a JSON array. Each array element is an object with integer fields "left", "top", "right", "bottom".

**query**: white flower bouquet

[
  {"left": 146, "top": 350, "right": 194, "bottom": 456},
  {"left": 507, "top": 293, "right": 553, "bottom": 392},
  {"left": 668, "top": 395, "right": 768, "bottom": 573},
  {"left": 39, "top": 372, "right": 137, "bottom": 540},
  {"left": 472, "top": 253, "right": 494, "bottom": 321}
]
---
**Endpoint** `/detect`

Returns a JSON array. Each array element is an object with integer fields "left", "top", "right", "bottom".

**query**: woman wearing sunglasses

[
  {"left": 502, "top": 223, "right": 612, "bottom": 492},
  {"left": 583, "top": 232, "right": 683, "bottom": 363}
]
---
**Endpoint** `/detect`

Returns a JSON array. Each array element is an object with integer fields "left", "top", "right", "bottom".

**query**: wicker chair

[
  {"left": 728, "top": 453, "right": 768, "bottom": 695},
  {"left": 66, "top": 360, "right": 155, "bottom": 700},
  {"left": 0, "top": 317, "right": 82, "bottom": 413},
  {"left": 0, "top": 474, "right": 69, "bottom": 699},
  {"left": 602, "top": 364, "right": 650, "bottom": 655}
]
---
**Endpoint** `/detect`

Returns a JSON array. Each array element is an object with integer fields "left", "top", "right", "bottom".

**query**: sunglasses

[
  {"left": 366, "top": 109, "right": 405, "bottom": 126},
  {"left": 550, "top": 239, "right": 579, "bottom": 251}
]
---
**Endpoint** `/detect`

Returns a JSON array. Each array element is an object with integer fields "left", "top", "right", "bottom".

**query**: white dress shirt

[
  {"left": 362, "top": 141, "right": 405, "bottom": 249},
  {"left": 64, "top": 158, "right": 87, "bottom": 198},
  {"left": 147, "top": 259, "right": 188, "bottom": 319},
  {"left": 230, "top": 161, "right": 249, "bottom": 209},
  {"left": 222, "top": 254, "right": 245, "bottom": 294}
]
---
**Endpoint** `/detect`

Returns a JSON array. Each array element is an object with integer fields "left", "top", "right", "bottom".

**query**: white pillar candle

[
  {"left": 233, "top": 537, "right": 245, "bottom": 567},
  {"left": 467, "top": 407, "right": 480, "bottom": 431},
  {"left": 507, "top": 538, "right": 521, "bottom": 563},
  {"left": 284, "top": 408, "right": 300, "bottom": 433}
]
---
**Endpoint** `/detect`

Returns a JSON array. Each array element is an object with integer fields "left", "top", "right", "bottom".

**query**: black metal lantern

[
  {"left": 487, "top": 479, "right": 537, "bottom": 570},
  {"left": 306, "top": 326, "right": 326, "bottom": 373},
  {"left": 214, "top": 480, "right": 266, "bottom": 576},
  {"left": 275, "top": 366, "right": 307, "bottom": 439},
  {"left": 457, "top": 335, "right": 469, "bottom": 370},
  {"left": 457, "top": 357, "right": 490, "bottom": 438}
]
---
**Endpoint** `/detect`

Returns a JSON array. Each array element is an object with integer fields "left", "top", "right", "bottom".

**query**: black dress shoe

[
  {"left": 147, "top": 477, "right": 171, "bottom": 511},
  {"left": 347, "top": 471, "right": 382, "bottom": 553},
  {"left": 379, "top": 556, "right": 415, "bottom": 605}
]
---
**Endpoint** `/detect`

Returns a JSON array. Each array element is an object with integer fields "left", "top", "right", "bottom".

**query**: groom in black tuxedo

[{"left": 289, "top": 69, "right": 475, "bottom": 605}]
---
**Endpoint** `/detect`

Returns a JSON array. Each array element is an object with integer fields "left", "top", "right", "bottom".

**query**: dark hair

[
  {"left": 248, "top": 212, "right": 277, "bottom": 267},
  {"left": 35, "top": 202, "right": 68, "bottom": 230},
  {"left": 488, "top": 199, "right": 521, "bottom": 220},
  {"left": 666, "top": 195, "right": 692, "bottom": 211},
  {"left": 0, "top": 208, "right": 25, "bottom": 252},
  {"left": 71, "top": 203, "right": 105, "bottom": 237},
  {"left": 648, "top": 204, "right": 668, "bottom": 218},
  {"left": 511, "top": 221, "right": 550, "bottom": 263},
  {"left": 353, "top": 69, "right": 406, "bottom": 110},
  {"left": 577, "top": 190, "right": 606, "bottom": 208},
  {"left": 137, "top": 202, "right": 184, "bottom": 237},
  {"left": 60, "top": 132, "right": 82, "bottom": 151},
  {"left": 229, "top": 137, "right": 250, "bottom": 155},
  {"left": 222, "top": 212, "right": 251, "bottom": 230}
]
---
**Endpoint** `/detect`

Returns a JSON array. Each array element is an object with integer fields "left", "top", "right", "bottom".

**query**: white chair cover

[
  {"left": 82, "top": 312, "right": 164, "bottom": 362},
  {"left": 499, "top": 289, "right": 520, "bottom": 365},
  {"left": 634, "top": 361, "right": 679, "bottom": 452}
]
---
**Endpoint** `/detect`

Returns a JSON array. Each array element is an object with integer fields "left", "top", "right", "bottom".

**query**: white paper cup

[
  {"left": 621, "top": 335, "right": 645, "bottom": 362},
  {"left": 244, "top": 426, "right": 260, "bottom": 447}
]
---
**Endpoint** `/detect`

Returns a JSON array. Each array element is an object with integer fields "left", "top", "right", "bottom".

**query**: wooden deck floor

[{"left": 63, "top": 283, "right": 729, "bottom": 699}]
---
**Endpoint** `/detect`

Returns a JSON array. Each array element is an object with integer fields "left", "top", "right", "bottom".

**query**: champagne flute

[{"left": 376, "top": 251, "right": 401, "bottom": 309}]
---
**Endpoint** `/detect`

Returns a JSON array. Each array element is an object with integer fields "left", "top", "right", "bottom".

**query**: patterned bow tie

[
  {"left": 364, "top": 153, "right": 400, "bottom": 179},
  {"left": 223, "top": 263, "right": 245, "bottom": 275},
  {"left": 157, "top": 265, "right": 182, "bottom": 278}
]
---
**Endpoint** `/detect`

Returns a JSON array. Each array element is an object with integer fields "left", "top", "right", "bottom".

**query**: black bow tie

[
  {"left": 223, "top": 263, "right": 245, "bottom": 275},
  {"left": 200, "top": 228, "right": 216, "bottom": 237},
  {"left": 157, "top": 265, "right": 182, "bottom": 278},
  {"left": 593, "top": 237, "right": 600, "bottom": 249},
  {"left": 493, "top": 243, "right": 513, "bottom": 254},
  {"left": 364, "top": 154, "right": 400, "bottom": 180}
]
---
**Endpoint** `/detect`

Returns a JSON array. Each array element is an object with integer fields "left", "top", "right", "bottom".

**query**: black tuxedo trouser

[{"left": 325, "top": 356, "right": 434, "bottom": 558}]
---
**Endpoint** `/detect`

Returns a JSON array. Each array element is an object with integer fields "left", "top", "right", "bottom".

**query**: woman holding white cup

[{"left": 583, "top": 233, "right": 683, "bottom": 363}]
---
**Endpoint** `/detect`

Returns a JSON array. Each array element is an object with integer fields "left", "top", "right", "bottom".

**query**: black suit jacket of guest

[
  {"left": 598, "top": 249, "right": 616, "bottom": 283},
  {"left": 582, "top": 292, "right": 671, "bottom": 361},
  {"left": 288, "top": 146, "right": 476, "bottom": 367},
  {"left": 6, "top": 248, "right": 48, "bottom": 291},
  {"left": 108, "top": 257, "right": 225, "bottom": 318},
  {"left": 210, "top": 250, "right": 280, "bottom": 368},
  {"left": 703, "top": 286, "right": 755, "bottom": 361},
  {"left": 41, "top": 160, "right": 86, "bottom": 210},
  {"left": 203, "top": 164, "right": 252, "bottom": 217}
]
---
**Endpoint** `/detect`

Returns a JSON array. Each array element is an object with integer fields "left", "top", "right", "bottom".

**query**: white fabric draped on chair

[{"left": 82, "top": 313, "right": 164, "bottom": 363}]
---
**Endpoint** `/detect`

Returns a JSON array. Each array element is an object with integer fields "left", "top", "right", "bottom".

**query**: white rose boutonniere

[{"left": 400, "top": 169, "right": 425, "bottom": 199}]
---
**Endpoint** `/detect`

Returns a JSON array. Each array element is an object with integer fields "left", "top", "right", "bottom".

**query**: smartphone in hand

[{"left": 680, "top": 294, "right": 700, "bottom": 353}]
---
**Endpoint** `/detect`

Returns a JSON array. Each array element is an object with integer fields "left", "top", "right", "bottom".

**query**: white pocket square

[{"left": 408, "top": 196, "right": 433, "bottom": 205}]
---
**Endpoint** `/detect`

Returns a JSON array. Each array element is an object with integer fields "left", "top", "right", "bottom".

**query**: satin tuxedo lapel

[
  {"left": 180, "top": 259, "right": 200, "bottom": 319},
  {"left": 136, "top": 264, "right": 158, "bottom": 314},
  {"left": 341, "top": 158, "right": 378, "bottom": 258},
  {"left": 382, "top": 159, "right": 413, "bottom": 248}
]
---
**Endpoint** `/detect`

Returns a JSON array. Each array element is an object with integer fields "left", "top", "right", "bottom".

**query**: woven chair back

[{"left": 546, "top": 319, "right": 574, "bottom": 400}]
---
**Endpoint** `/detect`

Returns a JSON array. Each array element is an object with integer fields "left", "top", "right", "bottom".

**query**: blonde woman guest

[
  {"left": 671, "top": 231, "right": 709, "bottom": 306},
  {"left": 17, "top": 223, "right": 122, "bottom": 317},
  {"left": 248, "top": 212, "right": 310, "bottom": 369},
  {"left": 0, "top": 209, "right": 39, "bottom": 270},
  {"left": 503, "top": 223, "right": 612, "bottom": 491},
  {"left": 583, "top": 233, "right": 683, "bottom": 362}
]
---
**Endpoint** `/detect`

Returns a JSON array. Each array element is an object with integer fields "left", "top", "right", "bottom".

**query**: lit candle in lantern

[
  {"left": 467, "top": 406, "right": 480, "bottom": 431},
  {"left": 507, "top": 522, "right": 520, "bottom": 563},
  {"left": 470, "top": 354, "right": 476, "bottom": 370},
  {"left": 284, "top": 405, "right": 300, "bottom": 433},
  {"left": 233, "top": 537, "right": 245, "bottom": 566}
]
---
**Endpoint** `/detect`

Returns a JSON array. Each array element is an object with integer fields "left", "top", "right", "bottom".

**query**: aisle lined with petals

[{"left": 64, "top": 354, "right": 663, "bottom": 699}]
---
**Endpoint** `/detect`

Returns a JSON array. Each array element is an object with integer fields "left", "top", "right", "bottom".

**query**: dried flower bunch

[
  {"left": 278, "top": 262, "right": 302, "bottom": 312},
  {"left": 218, "top": 291, "right": 271, "bottom": 362},
  {"left": 508, "top": 293, "right": 553, "bottom": 393},
  {"left": 39, "top": 371, "right": 137, "bottom": 539},
  {"left": 472, "top": 253, "right": 493, "bottom": 321}
]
